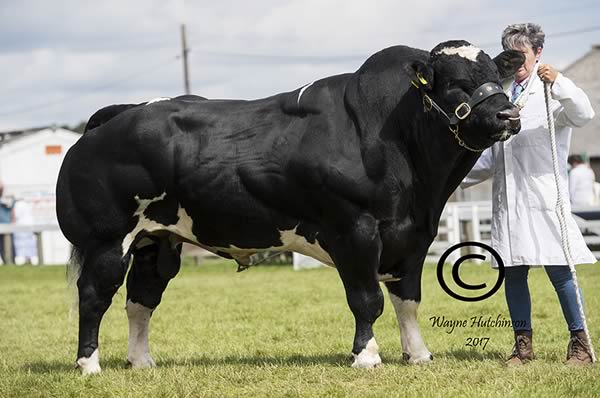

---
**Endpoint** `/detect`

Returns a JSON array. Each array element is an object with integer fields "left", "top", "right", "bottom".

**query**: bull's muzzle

[{"left": 496, "top": 107, "right": 521, "bottom": 133}]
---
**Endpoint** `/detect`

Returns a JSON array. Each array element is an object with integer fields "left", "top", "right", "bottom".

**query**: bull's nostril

[{"left": 497, "top": 107, "right": 520, "bottom": 121}]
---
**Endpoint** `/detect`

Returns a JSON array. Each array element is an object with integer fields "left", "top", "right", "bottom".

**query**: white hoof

[
  {"left": 405, "top": 351, "right": 433, "bottom": 365},
  {"left": 77, "top": 349, "right": 101, "bottom": 375},
  {"left": 351, "top": 338, "right": 382, "bottom": 368},
  {"left": 128, "top": 353, "right": 156, "bottom": 369}
]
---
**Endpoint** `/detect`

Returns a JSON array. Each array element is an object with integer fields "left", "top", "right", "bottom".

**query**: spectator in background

[
  {"left": 13, "top": 199, "right": 39, "bottom": 265},
  {"left": 0, "top": 181, "right": 15, "bottom": 264},
  {"left": 568, "top": 155, "right": 596, "bottom": 207}
]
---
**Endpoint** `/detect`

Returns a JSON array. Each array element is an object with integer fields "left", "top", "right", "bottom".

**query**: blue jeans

[{"left": 504, "top": 266, "right": 585, "bottom": 332}]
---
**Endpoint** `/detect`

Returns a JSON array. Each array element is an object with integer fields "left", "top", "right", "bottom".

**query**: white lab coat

[
  {"left": 462, "top": 70, "right": 596, "bottom": 268},
  {"left": 569, "top": 164, "right": 596, "bottom": 207}
]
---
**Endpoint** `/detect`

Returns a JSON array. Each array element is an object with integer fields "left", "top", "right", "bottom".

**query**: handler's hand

[{"left": 538, "top": 64, "right": 558, "bottom": 83}]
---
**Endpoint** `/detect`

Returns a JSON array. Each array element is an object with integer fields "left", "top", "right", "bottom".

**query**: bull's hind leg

[
  {"left": 385, "top": 267, "right": 432, "bottom": 364},
  {"left": 76, "top": 241, "right": 129, "bottom": 375},
  {"left": 331, "top": 215, "right": 384, "bottom": 368},
  {"left": 126, "top": 238, "right": 181, "bottom": 368}
]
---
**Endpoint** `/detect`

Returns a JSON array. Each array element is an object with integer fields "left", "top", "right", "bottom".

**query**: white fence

[
  {"left": 0, "top": 223, "right": 67, "bottom": 265},
  {"left": 426, "top": 201, "right": 600, "bottom": 263},
  {"left": 4, "top": 201, "right": 600, "bottom": 266},
  {"left": 295, "top": 201, "right": 600, "bottom": 269}
]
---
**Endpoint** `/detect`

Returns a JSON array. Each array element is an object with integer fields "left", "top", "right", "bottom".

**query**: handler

[{"left": 462, "top": 23, "right": 596, "bottom": 366}]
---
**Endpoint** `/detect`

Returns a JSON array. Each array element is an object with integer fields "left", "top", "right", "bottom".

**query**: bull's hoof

[
  {"left": 403, "top": 351, "right": 434, "bottom": 365},
  {"left": 127, "top": 354, "right": 156, "bottom": 369},
  {"left": 76, "top": 349, "right": 101, "bottom": 375},
  {"left": 351, "top": 352, "right": 383, "bottom": 368},
  {"left": 351, "top": 338, "right": 382, "bottom": 368}
]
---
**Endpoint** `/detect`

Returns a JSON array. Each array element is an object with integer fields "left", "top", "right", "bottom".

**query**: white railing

[
  {"left": 4, "top": 204, "right": 600, "bottom": 266},
  {"left": 0, "top": 223, "right": 62, "bottom": 265},
  {"left": 427, "top": 201, "right": 600, "bottom": 263}
]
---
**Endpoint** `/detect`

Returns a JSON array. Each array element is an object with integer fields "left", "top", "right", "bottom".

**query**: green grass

[{"left": 1, "top": 260, "right": 599, "bottom": 397}]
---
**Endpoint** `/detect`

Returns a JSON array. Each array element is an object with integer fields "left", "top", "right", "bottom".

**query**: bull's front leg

[
  {"left": 330, "top": 215, "right": 384, "bottom": 368},
  {"left": 385, "top": 267, "right": 433, "bottom": 364}
]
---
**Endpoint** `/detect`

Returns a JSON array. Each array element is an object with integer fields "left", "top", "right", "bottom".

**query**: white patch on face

[
  {"left": 351, "top": 337, "right": 382, "bottom": 368},
  {"left": 122, "top": 193, "right": 199, "bottom": 255},
  {"left": 388, "top": 295, "right": 432, "bottom": 364},
  {"left": 126, "top": 299, "right": 156, "bottom": 369},
  {"left": 76, "top": 349, "right": 101, "bottom": 375},
  {"left": 436, "top": 45, "right": 481, "bottom": 62},
  {"left": 146, "top": 97, "right": 171, "bottom": 105}
]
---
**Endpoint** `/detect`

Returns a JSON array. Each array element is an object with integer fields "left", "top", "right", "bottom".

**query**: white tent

[{"left": 0, "top": 127, "right": 81, "bottom": 264}]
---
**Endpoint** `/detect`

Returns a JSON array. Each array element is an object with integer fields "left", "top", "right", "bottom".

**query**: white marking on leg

[
  {"left": 351, "top": 337, "right": 382, "bottom": 368},
  {"left": 126, "top": 299, "right": 156, "bottom": 368},
  {"left": 146, "top": 97, "right": 171, "bottom": 105},
  {"left": 76, "top": 349, "right": 101, "bottom": 375},
  {"left": 435, "top": 45, "right": 481, "bottom": 62},
  {"left": 388, "top": 295, "right": 432, "bottom": 364}
]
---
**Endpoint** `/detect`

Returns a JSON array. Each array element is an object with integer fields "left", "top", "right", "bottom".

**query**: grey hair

[{"left": 501, "top": 23, "right": 545, "bottom": 52}]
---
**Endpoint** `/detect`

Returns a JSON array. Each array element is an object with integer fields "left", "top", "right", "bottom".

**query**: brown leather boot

[
  {"left": 505, "top": 330, "right": 534, "bottom": 366},
  {"left": 566, "top": 330, "right": 593, "bottom": 366}
]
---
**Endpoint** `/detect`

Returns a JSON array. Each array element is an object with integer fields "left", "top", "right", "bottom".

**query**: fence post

[
  {"left": 3, "top": 234, "right": 13, "bottom": 264},
  {"left": 471, "top": 204, "right": 481, "bottom": 255},
  {"left": 35, "top": 232, "right": 44, "bottom": 265}
]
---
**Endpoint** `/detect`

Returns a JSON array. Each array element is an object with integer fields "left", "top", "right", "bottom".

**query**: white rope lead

[{"left": 543, "top": 81, "right": 596, "bottom": 362}]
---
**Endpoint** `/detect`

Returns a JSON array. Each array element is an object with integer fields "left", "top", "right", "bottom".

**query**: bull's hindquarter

[{"left": 57, "top": 45, "right": 485, "bottom": 373}]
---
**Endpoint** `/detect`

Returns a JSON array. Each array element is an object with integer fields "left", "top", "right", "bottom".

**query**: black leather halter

[{"left": 412, "top": 74, "right": 507, "bottom": 152}]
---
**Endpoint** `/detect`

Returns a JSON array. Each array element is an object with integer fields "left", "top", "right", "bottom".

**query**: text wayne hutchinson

[{"left": 429, "top": 315, "right": 526, "bottom": 334}]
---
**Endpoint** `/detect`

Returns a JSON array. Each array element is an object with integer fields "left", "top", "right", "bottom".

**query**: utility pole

[{"left": 180, "top": 24, "right": 191, "bottom": 95}]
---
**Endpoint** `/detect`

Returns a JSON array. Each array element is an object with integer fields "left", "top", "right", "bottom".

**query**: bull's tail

[{"left": 66, "top": 245, "right": 84, "bottom": 318}]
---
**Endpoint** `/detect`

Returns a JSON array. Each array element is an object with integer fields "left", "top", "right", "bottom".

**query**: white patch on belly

[
  {"left": 212, "top": 226, "right": 334, "bottom": 266},
  {"left": 351, "top": 337, "right": 382, "bottom": 368},
  {"left": 122, "top": 193, "right": 199, "bottom": 255},
  {"left": 76, "top": 349, "right": 101, "bottom": 375},
  {"left": 279, "top": 228, "right": 333, "bottom": 266},
  {"left": 435, "top": 45, "right": 481, "bottom": 62},
  {"left": 146, "top": 97, "right": 171, "bottom": 105},
  {"left": 126, "top": 299, "right": 156, "bottom": 369}
]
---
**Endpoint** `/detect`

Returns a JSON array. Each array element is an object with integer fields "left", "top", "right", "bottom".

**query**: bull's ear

[
  {"left": 410, "top": 60, "right": 434, "bottom": 90},
  {"left": 493, "top": 50, "right": 525, "bottom": 79}
]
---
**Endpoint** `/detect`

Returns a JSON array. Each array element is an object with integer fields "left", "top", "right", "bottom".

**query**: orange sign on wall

[{"left": 45, "top": 145, "right": 62, "bottom": 155}]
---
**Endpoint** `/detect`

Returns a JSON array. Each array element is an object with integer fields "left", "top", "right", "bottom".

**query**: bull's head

[{"left": 410, "top": 40, "right": 524, "bottom": 152}]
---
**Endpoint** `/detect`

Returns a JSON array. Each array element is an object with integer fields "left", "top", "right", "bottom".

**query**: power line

[
  {"left": 190, "top": 24, "right": 600, "bottom": 62},
  {"left": 0, "top": 56, "right": 178, "bottom": 117},
  {"left": 2, "top": 22, "right": 598, "bottom": 117}
]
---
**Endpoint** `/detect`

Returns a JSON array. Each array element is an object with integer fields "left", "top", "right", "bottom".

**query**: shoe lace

[
  {"left": 509, "top": 336, "right": 528, "bottom": 358},
  {"left": 569, "top": 336, "right": 585, "bottom": 359}
]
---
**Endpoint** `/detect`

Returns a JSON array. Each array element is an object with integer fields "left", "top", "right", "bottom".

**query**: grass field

[{"left": 1, "top": 259, "right": 599, "bottom": 397}]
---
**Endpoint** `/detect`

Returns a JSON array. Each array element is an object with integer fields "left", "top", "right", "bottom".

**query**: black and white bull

[{"left": 56, "top": 40, "right": 523, "bottom": 374}]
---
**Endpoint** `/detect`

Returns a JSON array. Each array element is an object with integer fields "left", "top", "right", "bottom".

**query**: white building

[{"left": 0, "top": 126, "right": 81, "bottom": 264}]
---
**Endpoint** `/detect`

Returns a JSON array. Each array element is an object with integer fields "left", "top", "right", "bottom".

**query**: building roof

[
  {"left": 0, "top": 125, "right": 80, "bottom": 148},
  {"left": 564, "top": 45, "right": 600, "bottom": 158}
]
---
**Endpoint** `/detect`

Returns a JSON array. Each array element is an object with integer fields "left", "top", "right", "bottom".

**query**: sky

[{"left": 0, "top": 0, "right": 599, "bottom": 130}]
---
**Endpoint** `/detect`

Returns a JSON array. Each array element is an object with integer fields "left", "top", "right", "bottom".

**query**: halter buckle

[
  {"left": 423, "top": 95, "right": 433, "bottom": 112},
  {"left": 455, "top": 102, "right": 471, "bottom": 120}
]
